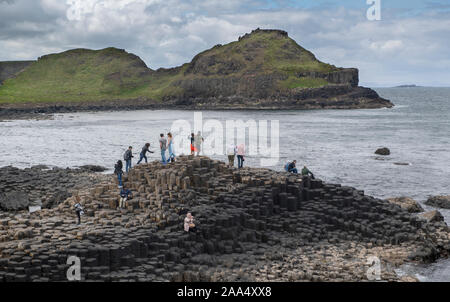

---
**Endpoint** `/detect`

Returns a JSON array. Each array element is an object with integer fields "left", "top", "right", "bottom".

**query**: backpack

[
  {"left": 284, "top": 162, "right": 290, "bottom": 172},
  {"left": 123, "top": 150, "right": 129, "bottom": 161}
]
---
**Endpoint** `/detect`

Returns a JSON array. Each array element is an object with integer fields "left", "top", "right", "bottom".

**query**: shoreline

[
  {"left": 0, "top": 157, "right": 448, "bottom": 282},
  {"left": 0, "top": 87, "right": 393, "bottom": 121}
]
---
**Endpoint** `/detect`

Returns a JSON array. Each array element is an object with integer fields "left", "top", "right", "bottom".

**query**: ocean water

[{"left": 0, "top": 87, "right": 449, "bottom": 280}]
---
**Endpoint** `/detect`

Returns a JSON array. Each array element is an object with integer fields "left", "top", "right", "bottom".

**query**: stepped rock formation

[
  {"left": 0, "top": 29, "right": 392, "bottom": 117},
  {"left": 0, "top": 156, "right": 448, "bottom": 282}
]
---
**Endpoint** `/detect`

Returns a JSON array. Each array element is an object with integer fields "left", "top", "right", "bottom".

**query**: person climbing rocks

[
  {"left": 114, "top": 160, "right": 123, "bottom": 187},
  {"left": 159, "top": 133, "right": 167, "bottom": 164},
  {"left": 301, "top": 166, "right": 315, "bottom": 179},
  {"left": 236, "top": 143, "right": 245, "bottom": 169},
  {"left": 137, "top": 143, "right": 153, "bottom": 164},
  {"left": 194, "top": 131, "right": 204, "bottom": 156},
  {"left": 167, "top": 132, "right": 176, "bottom": 162},
  {"left": 189, "top": 133, "right": 195, "bottom": 155},
  {"left": 288, "top": 160, "right": 298, "bottom": 174},
  {"left": 184, "top": 212, "right": 196, "bottom": 232},
  {"left": 119, "top": 186, "right": 132, "bottom": 209},
  {"left": 123, "top": 146, "right": 133, "bottom": 173},
  {"left": 74, "top": 202, "right": 84, "bottom": 225},
  {"left": 227, "top": 143, "right": 237, "bottom": 167}
]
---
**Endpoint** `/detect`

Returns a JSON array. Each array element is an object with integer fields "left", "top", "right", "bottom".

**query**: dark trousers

[
  {"left": 137, "top": 153, "right": 147, "bottom": 164},
  {"left": 117, "top": 173, "right": 123, "bottom": 186},
  {"left": 237, "top": 155, "right": 244, "bottom": 168},
  {"left": 289, "top": 168, "right": 298, "bottom": 174},
  {"left": 76, "top": 210, "right": 81, "bottom": 224}
]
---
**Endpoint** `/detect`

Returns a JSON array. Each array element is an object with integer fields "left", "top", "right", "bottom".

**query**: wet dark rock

[
  {"left": 79, "top": 165, "right": 108, "bottom": 173},
  {"left": 0, "top": 191, "right": 29, "bottom": 210},
  {"left": 386, "top": 197, "right": 424, "bottom": 213},
  {"left": 31, "top": 165, "right": 49, "bottom": 170},
  {"left": 425, "top": 195, "right": 450, "bottom": 209},
  {"left": 0, "top": 165, "right": 107, "bottom": 210},
  {"left": 419, "top": 210, "right": 444, "bottom": 223},
  {"left": 375, "top": 147, "right": 390, "bottom": 156}
]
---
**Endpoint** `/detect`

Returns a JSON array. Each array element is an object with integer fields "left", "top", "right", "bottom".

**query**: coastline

[
  {"left": 0, "top": 157, "right": 448, "bottom": 282},
  {"left": 0, "top": 85, "right": 393, "bottom": 121}
]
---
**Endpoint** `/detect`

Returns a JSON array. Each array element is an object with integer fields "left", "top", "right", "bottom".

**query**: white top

[
  {"left": 227, "top": 144, "right": 236, "bottom": 155},
  {"left": 194, "top": 134, "right": 203, "bottom": 147}
]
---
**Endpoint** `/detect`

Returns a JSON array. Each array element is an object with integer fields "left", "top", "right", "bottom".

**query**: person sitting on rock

[
  {"left": 119, "top": 186, "right": 132, "bottom": 209},
  {"left": 137, "top": 143, "right": 154, "bottom": 164},
  {"left": 74, "top": 202, "right": 84, "bottom": 225},
  {"left": 114, "top": 160, "right": 124, "bottom": 187},
  {"left": 287, "top": 160, "right": 298, "bottom": 174},
  {"left": 301, "top": 166, "right": 315, "bottom": 179},
  {"left": 184, "top": 212, "right": 196, "bottom": 232}
]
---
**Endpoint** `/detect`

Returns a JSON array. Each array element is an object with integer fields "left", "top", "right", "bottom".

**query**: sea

[{"left": 0, "top": 87, "right": 449, "bottom": 281}]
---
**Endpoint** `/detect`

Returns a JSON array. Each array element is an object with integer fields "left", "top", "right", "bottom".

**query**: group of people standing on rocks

[
  {"left": 76, "top": 131, "right": 318, "bottom": 229},
  {"left": 114, "top": 132, "right": 178, "bottom": 187},
  {"left": 227, "top": 143, "right": 246, "bottom": 168}
]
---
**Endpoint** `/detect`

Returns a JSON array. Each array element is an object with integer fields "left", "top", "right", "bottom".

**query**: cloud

[{"left": 0, "top": 0, "right": 449, "bottom": 86}]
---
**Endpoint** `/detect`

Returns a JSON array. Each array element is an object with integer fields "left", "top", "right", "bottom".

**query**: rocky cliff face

[
  {"left": 298, "top": 68, "right": 359, "bottom": 87},
  {"left": 161, "top": 29, "right": 391, "bottom": 109},
  {"left": 0, "top": 61, "right": 34, "bottom": 85}
]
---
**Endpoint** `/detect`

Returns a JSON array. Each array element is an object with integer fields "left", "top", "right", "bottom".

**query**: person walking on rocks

[
  {"left": 189, "top": 133, "right": 196, "bottom": 155},
  {"left": 288, "top": 160, "right": 298, "bottom": 174},
  {"left": 301, "top": 166, "right": 315, "bottom": 179},
  {"left": 123, "top": 146, "right": 133, "bottom": 173},
  {"left": 194, "top": 131, "right": 204, "bottom": 156},
  {"left": 114, "top": 160, "right": 124, "bottom": 187},
  {"left": 227, "top": 143, "right": 237, "bottom": 167},
  {"left": 159, "top": 133, "right": 167, "bottom": 164},
  {"left": 74, "top": 202, "right": 84, "bottom": 225},
  {"left": 119, "top": 186, "right": 132, "bottom": 209},
  {"left": 184, "top": 212, "right": 196, "bottom": 232},
  {"left": 137, "top": 143, "right": 153, "bottom": 165},
  {"left": 237, "top": 143, "right": 245, "bottom": 169},
  {"left": 167, "top": 132, "right": 176, "bottom": 162}
]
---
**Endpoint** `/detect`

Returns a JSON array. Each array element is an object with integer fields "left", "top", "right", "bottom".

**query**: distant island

[
  {"left": 0, "top": 29, "right": 393, "bottom": 117},
  {"left": 395, "top": 85, "right": 420, "bottom": 88}
]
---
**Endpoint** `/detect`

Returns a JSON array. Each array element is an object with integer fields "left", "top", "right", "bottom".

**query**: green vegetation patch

[{"left": 279, "top": 76, "right": 329, "bottom": 89}]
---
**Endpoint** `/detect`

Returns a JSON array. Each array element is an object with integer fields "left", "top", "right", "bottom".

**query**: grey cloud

[{"left": 0, "top": 0, "right": 449, "bottom": 86}]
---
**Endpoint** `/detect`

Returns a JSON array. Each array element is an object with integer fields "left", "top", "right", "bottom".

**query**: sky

[{"left": 0, "top": 0, "right": 449, "bottom": 87}]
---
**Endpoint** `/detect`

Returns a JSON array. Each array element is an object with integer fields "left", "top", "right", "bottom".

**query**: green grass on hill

[
  {"left": 279, "top": 76, "right": 329, "bottom": 89},
  {"left": 0, "top": 30, "right": 341, "bottom": 104}
]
